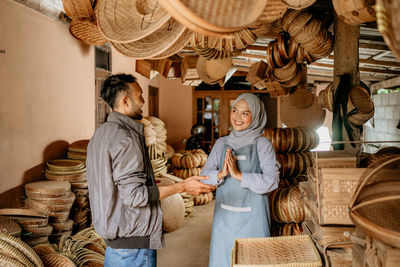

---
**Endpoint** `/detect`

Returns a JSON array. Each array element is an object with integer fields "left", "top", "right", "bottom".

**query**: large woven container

[
  {"left": 231, "top": 235, "right": 322, "bottom": 266},
  {"left": 350, "top": 155, "right": 400, "bottom": 248},
  {"left": 160, "top": 193, "right": 185, "bottom": 232},
  {"left": 333, "top": 0, "right": 376, "bottom": 25}
]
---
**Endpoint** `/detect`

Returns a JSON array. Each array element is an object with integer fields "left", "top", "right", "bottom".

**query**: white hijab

[{"left": 227, "top": 93, "right": 267, "bottom": 150}]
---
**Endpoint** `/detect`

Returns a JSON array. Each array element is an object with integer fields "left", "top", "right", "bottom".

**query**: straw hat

[
  {"left": 112, "top": 19, "right": 186, "bottom": 59},
  {"left": 96, "top": 0, "right": 171, "bottom": 43},
  {"left": 158, "top": 0, "right": 268, "bottom": 36},
  {"left": 196, "top": 56, "right": 232, "bottom": 84}
]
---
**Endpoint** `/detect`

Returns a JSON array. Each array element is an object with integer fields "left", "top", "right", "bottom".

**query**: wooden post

[{"left": 333, "top": 13, "right": 361, "bottom": 152}]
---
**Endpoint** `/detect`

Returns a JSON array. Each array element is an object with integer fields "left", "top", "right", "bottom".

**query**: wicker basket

[
  {"left": 346, "top": 85, "right": 374, "bottom": 125},
  {"left": 231, "top": 235, "right": 322, "bottom": 266},
  {"left": 376, "top": 0, "right": 400, "bottom": 61},
  {"left": 350, "top": 155, "right": 400, "bottom": 248}
]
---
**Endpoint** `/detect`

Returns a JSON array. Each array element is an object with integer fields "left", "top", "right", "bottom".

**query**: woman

[{"left": 201, "top": 93, "right": 280, "bottom": 267}]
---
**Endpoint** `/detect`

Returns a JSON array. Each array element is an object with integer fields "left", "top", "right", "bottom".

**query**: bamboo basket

[
  {"left": 376, "top": 0, "right": 400, "bottom": 61},
  {"left": 349, "top": 155, "right": 400, "bottom": 248},
  {"left": 231, "top": 235, "right": 322, "bottom": 266}
]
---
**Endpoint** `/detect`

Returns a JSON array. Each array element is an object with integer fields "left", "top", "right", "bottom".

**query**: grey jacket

[{"left": 86, "top": 111, "right": 164, "bottom": 249}]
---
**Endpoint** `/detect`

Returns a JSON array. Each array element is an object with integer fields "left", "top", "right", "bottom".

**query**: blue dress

[{"left": 202, "top": 137, "right": 279, "bottom": 267}]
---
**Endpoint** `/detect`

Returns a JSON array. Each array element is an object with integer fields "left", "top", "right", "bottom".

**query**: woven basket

[
  {"left": 287, "top": 11, "right": 313, "bottom": 38},
  {"left": 293, "top": 17, "right": 322, "bottom": 44},
  {"left": 158, "top": 0, "right": 268, "bottom": 36},
  {"left": 231, "top": 235, "right": 322, "bottom": 266},
  {"left": 318, "top": 83, "right": 334, "bottom": 112},
  {"left": 350, "top": 156, "right": 400, "bottom": 248},
  {"left": 346, "top": 85, "right": 374, "bottom": 125},
  {"left": 46, "top": 159, "right": 85, "bottom": 172},
  {"left": 281, "top": 9, "right": 302, "bottom": 31},
  {"left": 377, "top": 0, "right": 400, "bottom": 61}
]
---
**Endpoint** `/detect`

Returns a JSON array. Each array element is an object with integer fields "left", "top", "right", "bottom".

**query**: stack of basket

[
  {"left": 67, "top": 140, "right": 89, "bottom": 163},
  {"left": 24, "top": 180, "right": 74, "bottom": 245},
  {"left": 44, "top": 159, "right": 90, "bottom": 234},
  {"left": 0, "top": 216, "right": 21, "bottom": 238},
  {"left": 264, "top": 127, "right": 318, "bottom": 236},
  {"left": 299, "top": 150, "right": 368, "bottom": 266},
  {"left": 171, "top": 149, "right": 208, "bottom": 179}
]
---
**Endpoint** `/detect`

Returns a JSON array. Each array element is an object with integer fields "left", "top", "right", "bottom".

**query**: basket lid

[
  {"left": 69, "top": 17, "right": 108, "bottom": 46},
  {"left": 349, "top": 155, "right": 400, "bottom": 247}
]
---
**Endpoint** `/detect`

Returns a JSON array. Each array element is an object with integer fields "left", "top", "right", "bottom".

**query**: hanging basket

[{"left": 349, "top": 155, "right": 400, "bottom": 248}]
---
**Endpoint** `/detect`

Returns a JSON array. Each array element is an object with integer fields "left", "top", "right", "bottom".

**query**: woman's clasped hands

[{"left": 217, "top": 148, "right": 242, "bottom": 181}]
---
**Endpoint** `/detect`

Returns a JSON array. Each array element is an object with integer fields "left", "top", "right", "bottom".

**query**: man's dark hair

[{"left": 101, "top": 74, "right": 136, "bottom": 109}]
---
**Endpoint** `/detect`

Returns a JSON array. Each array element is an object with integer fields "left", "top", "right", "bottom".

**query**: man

[{"left": 86, "top": 74, "right": 216, "bottom": 266}]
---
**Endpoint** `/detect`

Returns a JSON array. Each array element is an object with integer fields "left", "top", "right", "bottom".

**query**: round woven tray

[
  {"left": 45, "top": 171, "right": 86, "bottom": 182},
  {"left": 25, "top": 181, "right": 71, "bottom": 199},
  {"left": 50, "top": 219, "right": 74, "bottom": 232},
  {"left": 23, "top": 224, "right": 53, "bottom": 236},
  {"left": 41, "top": 253, "right": 75, "bottom": 267},
  {"left": 25, "top": 198, "right": 73, "bottom": 213},
  {"left": 161, "top": 193, "right": 185, "bottom": 232},
  {"left": 62, "top": 0, "right": 94, "bottom": 19},
  {"left": 282, "top": 0, "right": 316, "bottom": 9},
  {"left": 69, "top": 17, "right": 108, "bottom": 46}
]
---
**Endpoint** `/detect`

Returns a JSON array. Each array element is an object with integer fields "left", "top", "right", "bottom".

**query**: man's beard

[{"left": 132, "top": 113, "right": 143, "bottom": 120}]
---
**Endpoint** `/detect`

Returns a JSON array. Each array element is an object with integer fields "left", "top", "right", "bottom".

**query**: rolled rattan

[
  {"left": 287, "top": 11, "right": 313, "bottom": 38},
  {"left": 160, "top": 193, "right": 185, "bottom": 232},
  {"left": 273, "top": 60, "right": 297, "bottom": 82},
  {"left": 232, "top": 235, "right": 322, "bottom": 266},
  {"left": 69, "top": 17, "right": 107, "bottom": 46},
  {"left": 112, "top": 19, "right": 186, "bottom": 59},
  {"left": 350, "top": 156, "right": 400, "bottom": 248},
  {"left": 158, "top": 0, "right": 268, "bottom": 36},
  {"left": 294, "top": 18, "right": 323, "bottom": 45}
]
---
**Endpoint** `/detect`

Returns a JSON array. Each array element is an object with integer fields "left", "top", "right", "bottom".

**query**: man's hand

[{"left": 181, "top": 176, "right": 217, "bottom": 196}]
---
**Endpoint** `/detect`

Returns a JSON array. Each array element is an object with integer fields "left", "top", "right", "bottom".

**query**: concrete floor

[{"left": 158, "top": 200, "right": 215, "bottom": 267}]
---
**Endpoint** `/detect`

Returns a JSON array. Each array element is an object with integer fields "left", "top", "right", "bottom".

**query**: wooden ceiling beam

[
  {"left": 312, "top": 62, "right": 400, "bottom": 75},
  {"left": 370, "top": 76, "right": 400, "bottom": 91}
]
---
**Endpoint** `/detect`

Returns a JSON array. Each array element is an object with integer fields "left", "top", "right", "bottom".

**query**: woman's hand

[
  {"left": 227, "top": 149, "right": 242, "bottom": 180},
  {"left": 217, "top": 149, "right": 230, "bottom": 180}
]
